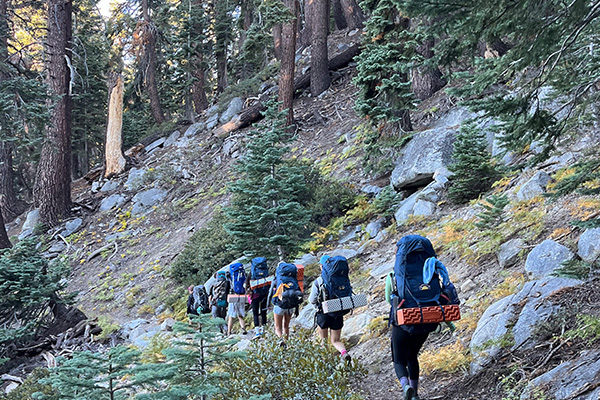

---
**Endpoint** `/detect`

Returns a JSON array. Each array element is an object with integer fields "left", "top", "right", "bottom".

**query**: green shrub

[
  {"left": 223, "top": 330, "right": 365, "bottom": 400},
  {"left": 96, "top": 316, "right": 120, "bottom": 341},
  {"left": 4, "top": 368, "right": 59, "bottom": 400},
  {"left": 475, "top": 194, "right": 509, "bottom": 230},
  {"left": 169, "top": 210, "right": 238, "bottom": 285}
]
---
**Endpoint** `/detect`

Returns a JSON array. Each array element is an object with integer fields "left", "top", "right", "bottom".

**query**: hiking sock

[
  {"left": 409, "top": 379, "right": 418, "bottom": 394},
  {"left": 399, "top": 376, "right": 409, "bottom": 389}
]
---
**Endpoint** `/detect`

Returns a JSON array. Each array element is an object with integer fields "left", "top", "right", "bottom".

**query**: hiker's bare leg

[
  {"left": 282, "top": 313, "right": 291, "bottom": 337},
  {"left": 238, "top": 316, "right": 246, "bottom": 331},
  {"left": 330, "top": 329, "right": 347, "bottom": 353},
  {"left": 274, "top": 312, "right": 284, "bottom": 337},
  {"left": 227, "top": 317, "right": 234, "bottom": 335},
  {"left": 317, "top": 327, "right": 328, "bottom": 340}
]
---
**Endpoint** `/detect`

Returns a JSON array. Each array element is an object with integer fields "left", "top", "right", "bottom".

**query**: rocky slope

[{"left": 4, "top": 29, "right": 600, "bottom": 400}]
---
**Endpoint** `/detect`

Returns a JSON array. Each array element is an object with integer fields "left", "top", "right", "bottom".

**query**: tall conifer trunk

[
  {"left": 191, "top": 0, "right": 208, "bottom": 113},
  {"left": 331, "top": 0, "right": 347, "bottom": 30},
  {"left": 214, "top": 0, "right": 229, "bottom": 94},
  {"left": 0, "top": 209, "right": 11, "bottom": 249},
  {"left": 310, "top": 0, "right": 330, "bottom": 96},
  {"left": 278, "top": 0, "right": 299, "bottom": 126},
  {"left": 273, "top": 24, "right": 282, "bottom": 60},
  {"left": 141, "top": 0, "right": 165, "bottom": 124},
  {"left": 34, "top": 0, "right": 73, "bottom": 226},
  {"left": 339, "top": 0, "right": 363, "bottom": 30}
]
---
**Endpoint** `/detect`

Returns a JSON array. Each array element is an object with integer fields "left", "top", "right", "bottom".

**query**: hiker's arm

[
  {"left": 266, "top": 281, "right": 275, "bottom": 307},
  {"left": 385, "top": 273, "right": 393, "bottom": 304},
  {"left": 308, "top": 279, "right": 319, "bottom": 307}
]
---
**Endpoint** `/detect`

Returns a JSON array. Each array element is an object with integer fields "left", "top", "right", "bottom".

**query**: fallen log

[{"left": 214, "top": 43, "right": 361, "bottom": 138}]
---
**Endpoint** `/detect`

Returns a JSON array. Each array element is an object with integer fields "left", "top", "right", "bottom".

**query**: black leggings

[
  {"left": 252, "top": 295, "right": 268, "bottom": 327},
  {"left": 391, "top": 325, "right": 430, "bottom": 380}
]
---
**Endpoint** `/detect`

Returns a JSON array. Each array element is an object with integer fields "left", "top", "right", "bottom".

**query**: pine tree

[
  {"left": 225, "top": 101, "right": 310, "bottom": 258},
  {"left": 448, "top": 123, "right": 501, "bottom": 203},
  {"left": 475, "top": 194, "right": 509, "bottom": 230},
  {"left": 0, "top": 240, "right": 72, "bottom": 364},
  {"left": 39, "top": 346, "right": 165, "bottom": 399},
  {"left": 398, "top": 0, "right": 600, "bottom": 161},
  {"left": 354, "top": 0, "right": 415, "bottom": 131},
  {"left": 137, "top": 315, "right": 246, "bottom": 400}
]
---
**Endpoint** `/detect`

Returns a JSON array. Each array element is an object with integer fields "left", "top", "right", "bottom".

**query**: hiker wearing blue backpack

[
  {"left": 246, "top": 257, "right": 271, "bottom": 338},
  {"left": 227, "top": 262, "right": 248, "bottom": 336},
  {"left": 386, "top": 235, "right": 460, "bottom": 400},
  {"left": 309, "top": 255, "right": 352, "bottom": 362},
  {"left": 268, "top": 262, "right": 304, "bottom": 346}
]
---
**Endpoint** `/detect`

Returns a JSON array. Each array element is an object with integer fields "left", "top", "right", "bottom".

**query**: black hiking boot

[{"left": 403, "top": 385, "right": 415, "bottom": 400}]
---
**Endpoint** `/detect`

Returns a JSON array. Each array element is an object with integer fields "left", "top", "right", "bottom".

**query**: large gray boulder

[
  {"left": 100, "top": 180, "right": 119, "bottom": 192},
  {"left": 341, "top": 313, "right": 374, "bottom": 345},
  {"left": 206, "top": 113, "right": 220, "bottom": 130},
  {"left": 578, "top": 228, "right": 600, "bottom": 263},
  {"left": 470, "top": 277, "right": 582, "bottom": 373},
  {"left": 294, "top": 253, "right": 318, "bottom": 266},
  {"left": 219, "top": 97, "right": 244, "bottom": 124},
  {"left": 22, "top": 209, "right": 40, "bottom": 232},
  {"left": 125, "top": 168, "right": 146, "bottom": 190},
  {"left": 394, "top": 191, "right": 421, "bottom": 225},
  {"left": 520, "top": 350, "right": 600, "bottom": 400},
  {"left": 100, "top": 194, "right": 127, "bottom": 212},
  {"left": 164, "top": 130, "right": 181, "bottom": 146},
  {"left": 369, "top": 261, "right": 394, "bottom": 279},
  {"left": 145, "top": 137, "right": 166, "bottom": 152},
  {"left": 292, "top": 303, "right": 317, "bottom": 329},
  {"left": 330, "top": 248, "right": 359, "bottom": 260},
  {"left": 525, "top": 239, "right": 574, "bottom": 278},
  {"left": 184, "top": 123, "right": 205, "bottom": 137},
  {"left": 365, "top": 219, "right": 385, "bottom": 239},
  {"left": 497, "top": 238, "right": 524, "bottom": 268},
  {"left": 390, "top": 127, "right": 457, "bottom": 190},
  {"left": 61, "top": 218, "right": 83, "bottom": 237},
  {"left": 516, "top": 171, "right": 551, "bottom": 201},
  {"left": 132, "top": 188, "right": 168, "bottom": 215},
  {"left": 412, "top": 199, "right": 436, "bottom": 217}
]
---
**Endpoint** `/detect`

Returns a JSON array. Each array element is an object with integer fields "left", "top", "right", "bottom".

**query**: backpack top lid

[
  {"left": 276, "top": 262, "right": 297, "bottom": 280},
  {"left": 394, "top": 235, "right": 439, "bottom": 308},
  {"left": 252, "top": 257, "right": 267, "bottom": 266},
  {"left": 322, "top": 255, "right": 352, "bottom": 299},
  {"left": 230, "top": 262, "right": 244, "bottom": 272}
]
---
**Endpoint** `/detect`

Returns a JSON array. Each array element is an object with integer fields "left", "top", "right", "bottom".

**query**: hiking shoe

[
  {"left": 242, "top": 329, "right": 247, "bottom": 335},
  {"left": 403, "top": 386, "right": 415, "bottom": 400},
  {"left": 279, "top": 339, "right": 287, "bottom": 349},
  {"left": 341, "top": 352, "right": 352, "bottom": 363}
]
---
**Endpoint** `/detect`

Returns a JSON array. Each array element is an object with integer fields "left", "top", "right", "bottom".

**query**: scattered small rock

[
  {"left": 61, "top": 218, "right": 83, "bottom": 237},
  {"left": 516, "top": 171, "right": 552, "bottom": 201},
  {"left": 497, "top": 238, "right": 524, "bottom": 268},
  {"left": 145, "top": 137, "right": 166, "bottom": 153},
  {"left": 100, "top": 194, "right": 127, "bottom": 212},
  {"left": 164, "top": 130, "right": 181, "bottom": 146},
  {"left": 577, "top": 228, "right": 600, "bottom": 263}
]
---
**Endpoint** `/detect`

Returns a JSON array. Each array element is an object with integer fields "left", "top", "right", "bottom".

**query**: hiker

[
  {"left": 268, "top": 262, "right": 303, "bottom": 345},
  {"left": 209, "top": 270, "right": 229, "bottom": 334},
  {"left": 227, "top": 262, "right": 247, "bottom": 335},
  {"left": 386, "top": 235, "right": 445, "bottom": 400},
  {"left": 186, "top": 286, "right": 198, "bottom": 317},
  {"left": 309, "top": 255, "right": 352, "bottom": 362},
  {"left": 246, "top": 257, "right": 270, "bottom": 338},
  {"left": 187, "top": 285, "right": 210, "bottom": 319}
]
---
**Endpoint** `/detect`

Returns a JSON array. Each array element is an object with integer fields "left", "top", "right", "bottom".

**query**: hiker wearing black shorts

[
  {"left": 309, "top": 255, "right": 351, "bottom": 362},
  {"left": 386, "top": 235, "right": 445, "bottom": 400}
]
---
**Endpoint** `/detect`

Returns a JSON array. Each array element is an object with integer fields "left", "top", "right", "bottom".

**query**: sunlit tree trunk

[{"left": 104, "top": 74, "right": 125, "bottom": 178}]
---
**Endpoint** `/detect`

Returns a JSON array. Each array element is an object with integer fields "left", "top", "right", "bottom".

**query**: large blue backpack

[
  {"left": 229, "top": 262, "right": 246, "bottom": 294},
  {"left": 251, "top": 257, "right": 270, "bottom": 295},
  {"left": 273, "top": 263, "right": 303, "bottom": 309},
  {"left": 393, "top": 235, "right": 441, "bottom": 309},
  {"left": 321, "top": 256, "right": 352, "bottom": 317}
]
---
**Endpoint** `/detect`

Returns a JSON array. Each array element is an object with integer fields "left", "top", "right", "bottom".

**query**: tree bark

[
  {"left": 33, "top": 0, "right": 72, "bottom": 226},
  {"left": 0, "top": 143, "right": 25, "bottom": 222},
  {"left": 310, "top": 0, "right": 330, "bottom": 96},
  {"left": 190, "top": 0, "right": 208, "bottom": 113},
  {"left": 104, "top": 74, "right": 126, "bottom": 178},
  {"left": 141, "top": 0, "right": 165, "bottom": 124},
  {"left": 331, "top": 0, "right": 347, "bottom": 30},
  {"left": 0, "top": 208, "right": 11, "bottom": 249},
  {"left": 279, "top": 0, "right": 299, "bottom": 126},
  {"left": 300, "top": 0, "right": 312, "bottom": 48},
  {"left": 410, "top": 18, "right": 445, "bottom": 100},
  {"left": 215, "top": 43, "right": 359, "bottom": 137},
  {"left": 215, "top": 0, "right": 229, "bottom": 94},
  {"left": 273, "top": 24, "right": 283, "bottom": 61},
  {"left": 339, "top": 0, "right": 363, "bottom": 30}
]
